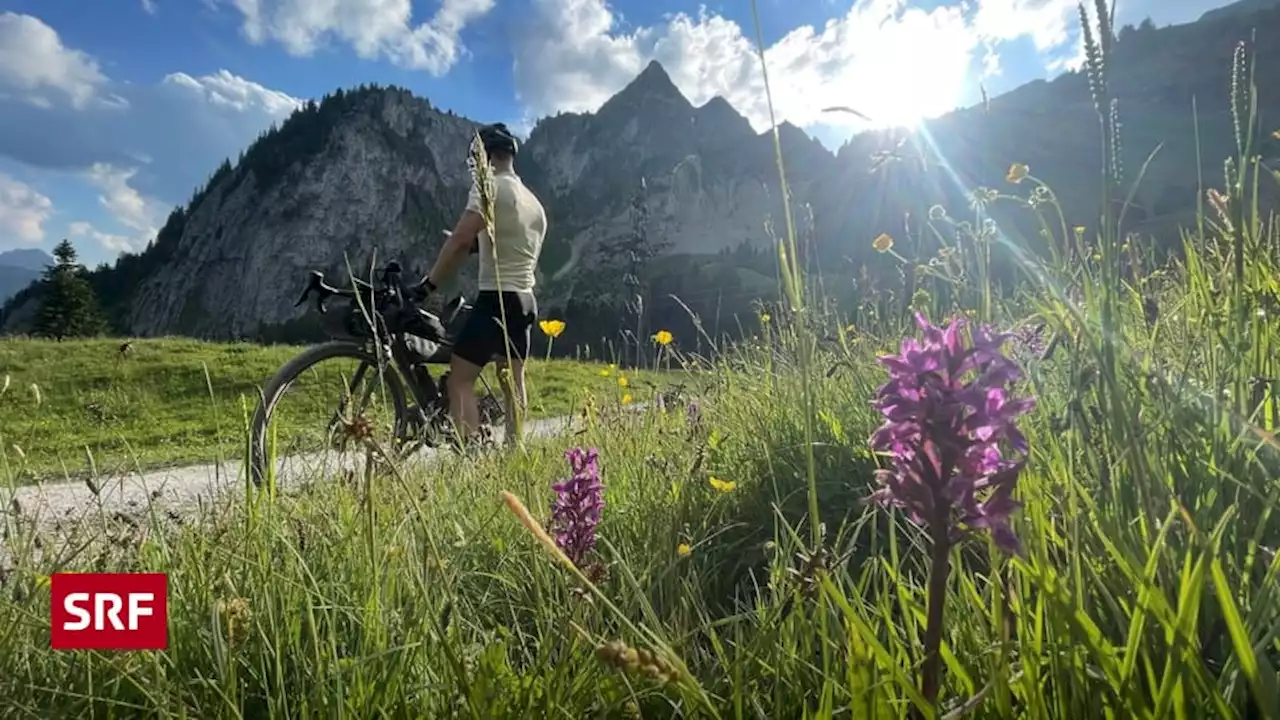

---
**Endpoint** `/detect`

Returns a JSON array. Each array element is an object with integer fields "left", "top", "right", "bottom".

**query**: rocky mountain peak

[
  {"left": 630, "top": 60, "right": 681, "bottom": 97},
  {"left": 694, "top": 96, "right": 755, "bottom": 138},
  {"left": 775, "top": 121, "right": 823, "bottom": 148},
  {"left": 596, "top": 60, "right": 691, "bottom": 120}
]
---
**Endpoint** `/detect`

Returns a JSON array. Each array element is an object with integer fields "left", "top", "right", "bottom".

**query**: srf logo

[{"left": 50, "top": 573, "right": 169, "bottom": 650}]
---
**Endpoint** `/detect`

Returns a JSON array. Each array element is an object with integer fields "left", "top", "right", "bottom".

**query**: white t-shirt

[{"left": 466, "top": 169, "right": 547, "bottom": 293}]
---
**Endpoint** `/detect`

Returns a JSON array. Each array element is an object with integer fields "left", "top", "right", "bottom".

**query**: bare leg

[
  {"left": 495, "top": 358, "right": 527, "bottom": 447},
  {"left": 447, "top": 355, "right": 483, "bottom": 442}
]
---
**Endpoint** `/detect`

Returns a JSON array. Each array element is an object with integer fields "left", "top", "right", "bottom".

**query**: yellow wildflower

[
  {"left": 677, "top": 543, "right": 692, "bottom": 557},
  {"left": 538, "top": 319, "right": 566, "bottom": 338},
  {"left": 621, "top": 393, "right": 633, "bottom": 404},
  {"left": 618, "top": 376, "right": 628, "bottom": 388},
  {"left": 599, "top": 368, "right": 611, "bottom": 377},
  {"left": 652, "top": 329, "right": 673, "bottom": 346},
  {"left": 1006, "top": 162, "right": 1029, "bottom": 184},
  {"left": 709, "top": 476, "right": 736, "bottom": 493},
  {"left": 760, "top": 312, "right": 771, "bottom": 324},
  {"left": 872, "top": 233, "right": 894, "bottom": 253}
]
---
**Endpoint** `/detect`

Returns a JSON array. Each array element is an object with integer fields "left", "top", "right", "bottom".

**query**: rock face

[
  {"left": 123, "top": 88, "right": 480, "bottom": 339},
  {"left": 523, "top": 61, "right": 814, "bottom": 258},
  {"left": 3, "top": 0, "right": 1279, "bottom": 341},
  {"left": 1202, "top": 0, "right": 1280, "bottom": 23},
  {"left": 518, "top": 61, "right": 834, "bottom": 306}
]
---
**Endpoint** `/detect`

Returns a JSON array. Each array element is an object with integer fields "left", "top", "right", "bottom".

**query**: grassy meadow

[
  {"left": 0, "top": 337, "right": 671, "bottom": 482},
  {"left": 5, "top": 11, "right": 1280, "bottom": 719}
]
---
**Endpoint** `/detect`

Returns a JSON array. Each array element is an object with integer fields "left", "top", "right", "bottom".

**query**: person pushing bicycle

[{"left": 414, "top": 123, "right": 547, "bottom": 448}]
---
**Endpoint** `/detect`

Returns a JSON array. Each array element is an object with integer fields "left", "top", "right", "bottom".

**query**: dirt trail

[{"left": 1, "top": 414, "right": 579, "bottom": 563}]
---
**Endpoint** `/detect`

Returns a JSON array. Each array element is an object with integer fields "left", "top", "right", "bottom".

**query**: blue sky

[{"left": 0, "top": 0, "right": 1237, "bottom": 266}]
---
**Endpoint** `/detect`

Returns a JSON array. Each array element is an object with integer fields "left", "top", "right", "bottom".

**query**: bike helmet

[{"left": 477, "top": 122, "right": 519, "bottom": 156}]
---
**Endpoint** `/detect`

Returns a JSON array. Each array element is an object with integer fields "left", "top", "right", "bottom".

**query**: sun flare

[
  {"left": 845, "top": 72, "right": 968, "bottom": 130},
  {"left": 806, "top": 5, "right": 976, "bottom": 132}
]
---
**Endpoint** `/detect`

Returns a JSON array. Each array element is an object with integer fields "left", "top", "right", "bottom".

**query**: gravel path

[{"left": 1, "top": 413, "right": 581, "bottom": 566}]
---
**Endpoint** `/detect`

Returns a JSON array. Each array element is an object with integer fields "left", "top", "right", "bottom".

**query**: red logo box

[{"left": 50, "top": 573, "right": 169, "bottom": 650}]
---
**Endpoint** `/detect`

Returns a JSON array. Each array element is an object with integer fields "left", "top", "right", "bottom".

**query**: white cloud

[
  {"left": 68, "top": 220, "right": 135, "bottom": 254},
  {"left": 971, "top": 0, "right": 1077, "bottom": 52},
  {"left": 0, "top": 12, "right": 109, "bottom": 109},
  {"left": 0, "top": 65, "right": 299, "bottom": 224},
  {"left": 84, "top": 164, "right": 165, "bottom": 240},
  {"left": 222, "top": 0, "right": 496, "bottom": 75},
  {"left": 0, "top": 15, "right": 302, "bottom": 259},
  {"left": 512, "top": 0, "right": 1100, "bottom": 132},
  {"left": 162, "top": 69, "right": 300, "bottom": 117},
  {"left": 514, "top": 0, "right": 988, "bottom": 131},
  {"left": 1045, "top": 33, "right": 1087, "bottom": 73},
  {"left": 0, "top": 173, "right": 53, "bottom": 247},
  {"left": 141, "top": 0, "right": 158, "bottom": 15}
]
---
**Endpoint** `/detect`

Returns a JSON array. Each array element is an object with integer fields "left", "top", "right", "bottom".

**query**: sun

[
  {"left": 871, "top": 73, "right": 968, "bottom": 130},
  {"left": 820, "top": 51, "right": 971, "bottom": 131},
  {"left": 820, "top": 81, "right": 963, "bottom": 131},
  {"left": 876, "top": 90, "right": 949, "bottom": 130}
]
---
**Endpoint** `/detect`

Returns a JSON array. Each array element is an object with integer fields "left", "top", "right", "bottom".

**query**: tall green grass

[
  {"left": 0, "top": 337, "right": 670, "bottom": 483},
  {"left": 3, "top": 4, "right": 1280, "bottom": 718}
]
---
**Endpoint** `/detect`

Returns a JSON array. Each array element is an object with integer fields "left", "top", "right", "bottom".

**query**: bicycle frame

[
  {"left": 247, "top": 263, "right": 501, "bottom": 488},
  {"left": 293, "top": 262, "right": 493, "bottom": 440}
]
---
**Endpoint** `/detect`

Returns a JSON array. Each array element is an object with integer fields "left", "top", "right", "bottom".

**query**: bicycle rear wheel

[{"left": 248, "top": 341, "right": 410, "bottom": 487}]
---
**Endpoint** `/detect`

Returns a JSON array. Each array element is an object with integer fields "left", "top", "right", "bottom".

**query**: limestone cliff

[
  {"left": 124, "top": 87, "right": 479, "bottom": 339},
  {"left": 518, "top": 61, "right": 832, "bottom": 305}
]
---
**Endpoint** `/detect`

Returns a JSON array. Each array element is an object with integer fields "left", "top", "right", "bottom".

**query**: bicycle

[{"left": 247, "top": 261, "right": 506, "bottom": 488}]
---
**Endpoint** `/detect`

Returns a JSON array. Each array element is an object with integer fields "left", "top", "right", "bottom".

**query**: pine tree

[{"left": 33, "top": 239, "right": 110, "bottom": 340}]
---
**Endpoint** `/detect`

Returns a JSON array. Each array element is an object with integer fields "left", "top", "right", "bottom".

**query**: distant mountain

[
  {"left": 0, "top": 248, "right": 54, "bottom": 272},
  {"left": 2, "top": 1, "right": 1279, "bottom": 344},
  {"left": 0, "top": 248, "right": 51, "bottom": 304}
]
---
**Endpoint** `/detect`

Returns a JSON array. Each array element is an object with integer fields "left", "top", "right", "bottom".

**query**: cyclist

[{"left": 415, "top": 122, "right": 547, "bottom": 448}]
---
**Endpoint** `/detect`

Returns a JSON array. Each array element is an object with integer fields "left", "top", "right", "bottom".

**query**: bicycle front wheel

[{"left": 248, "top": 341, "right": 410, "bottom": 488}]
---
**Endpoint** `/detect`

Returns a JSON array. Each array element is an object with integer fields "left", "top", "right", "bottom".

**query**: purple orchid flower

[
  {"left": 866, "top": 311, "right": 1036, "bottom": 709},
  {"left": 550, "top": 447, "right": 605, "bottom": 567},
  {"left": 866, "top": 312, "right": 1035, "bottom": 554}
]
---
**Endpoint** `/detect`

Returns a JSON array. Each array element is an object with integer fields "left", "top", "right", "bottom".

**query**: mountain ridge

[
  {"left": 0, "top": 248, "right": 52, "bottom": 305},
  {"left": 0, "top": 248, "right": 54, "bottom": 272},
  {"left": 2, "top": 1, "right": 1278, "bottom": 344}
]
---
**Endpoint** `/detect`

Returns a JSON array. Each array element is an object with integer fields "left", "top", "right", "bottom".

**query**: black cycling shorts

[{"left": 451, "top": 290, "right": 538, "bottom": 367}]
